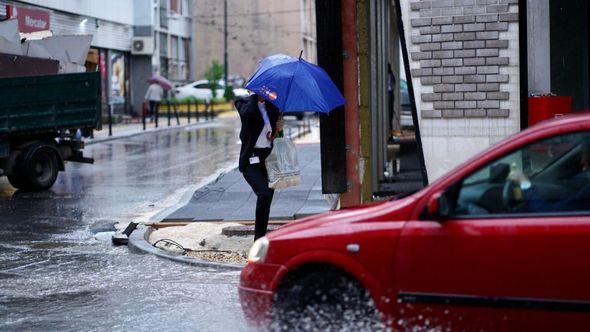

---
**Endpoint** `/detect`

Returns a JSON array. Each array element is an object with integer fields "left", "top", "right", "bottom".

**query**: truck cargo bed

[{"left": 0, "top": 72, "right": 101, "bottom": 137}]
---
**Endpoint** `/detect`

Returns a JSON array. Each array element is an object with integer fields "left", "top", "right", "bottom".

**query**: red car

[{"left": 239, "top": 114, "right": 590, "bottom": 331}]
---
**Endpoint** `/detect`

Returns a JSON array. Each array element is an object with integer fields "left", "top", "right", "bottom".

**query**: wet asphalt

[{"left": 0, "top": 117, "right": 257, "bottom": 331}]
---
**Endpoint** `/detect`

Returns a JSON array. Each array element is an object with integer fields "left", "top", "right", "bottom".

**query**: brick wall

[
  {"left": 401, "top": 0, "right": 521, "bottom": 180},
  {"left": 410, "top": 0, "right": 518, "bottom": 118}
]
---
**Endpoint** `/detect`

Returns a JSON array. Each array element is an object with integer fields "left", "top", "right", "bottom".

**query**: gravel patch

[{"left": 186, "top": 250, "right": 247, "bottom": 265}]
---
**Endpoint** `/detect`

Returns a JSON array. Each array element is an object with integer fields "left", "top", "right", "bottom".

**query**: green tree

[
  {"left": 223, "top": 85, "right": 235, "bottom": 101},
  {"left": 204, "top": 60, "right": 224, "bottom": 99}
]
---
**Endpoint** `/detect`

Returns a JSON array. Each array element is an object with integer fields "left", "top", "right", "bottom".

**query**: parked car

[
  {"left": 173, "top": 79, "right": 248, "bottom": 101},
  {"left": 239, "top": 113, "right": 590, "bottom": 331}
]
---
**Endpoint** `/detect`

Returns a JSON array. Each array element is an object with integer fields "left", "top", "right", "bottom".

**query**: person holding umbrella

[
  {"left": 235, "top": 93, "right": 284, "bottom": 241},
  {"left": 237, "top": 53, "right": 345, "bottom": 241},
  {"left": 145, "top": 75, "right": 172, "bottom": 122}
]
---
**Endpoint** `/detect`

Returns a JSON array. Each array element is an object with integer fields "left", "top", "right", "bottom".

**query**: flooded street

[{"left": 0, "top": 117, "right": 254, "bottom": 331}]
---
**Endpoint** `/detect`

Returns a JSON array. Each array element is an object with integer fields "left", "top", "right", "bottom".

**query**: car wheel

[{"left": 271, "top": 267, "right": 382, "bottom": 331}]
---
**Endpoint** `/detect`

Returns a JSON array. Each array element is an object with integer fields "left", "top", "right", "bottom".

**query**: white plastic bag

[{"left": 265, "top": 137, "right": 301, "bottom": 189}]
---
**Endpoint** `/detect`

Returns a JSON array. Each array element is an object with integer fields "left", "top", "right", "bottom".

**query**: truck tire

[
  {"left": 7, "top": 172, "right": 28, "bottom": 190},
  {"left": 8, "top": 146, "right": 60, "bottom": 191},
  {"left": 23, "top": 148, "right": 60, "bottom": 191}
]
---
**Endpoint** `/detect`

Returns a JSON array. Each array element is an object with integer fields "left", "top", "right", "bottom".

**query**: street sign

[{"left": 7, "top": 5, "right": 50, "bottom": 33}]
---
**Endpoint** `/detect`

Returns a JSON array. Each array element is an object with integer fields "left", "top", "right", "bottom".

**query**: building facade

[
  {"left": 191, "top": 0, "right": 314, "bottom": 81},
  {"left": 1, "top": 0, "right": 194, "bottom": 115}
]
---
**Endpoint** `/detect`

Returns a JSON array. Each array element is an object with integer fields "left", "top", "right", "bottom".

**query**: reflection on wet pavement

[{"left": 0, "top": 117, "right": 256, "bottom": 331}]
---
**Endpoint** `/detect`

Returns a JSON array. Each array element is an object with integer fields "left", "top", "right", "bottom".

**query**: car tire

[{"left": 271, "top": 267, "right": 382, "bottom": 331}]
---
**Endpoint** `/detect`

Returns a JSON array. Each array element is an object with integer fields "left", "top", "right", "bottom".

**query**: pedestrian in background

[
  {"left": 235, "top": 94, "right": 284, "bottom": 240},
  {"left": 145, "top": 81, "right": 164, "bottom": 122}
]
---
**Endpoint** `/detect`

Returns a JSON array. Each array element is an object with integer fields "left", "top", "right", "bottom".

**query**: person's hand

[
  {"left": 276, "top": 116, "right": 284, "bottom": 132},
  {"left": 508, "top": 169, "right": 531, "bottom": 190}
]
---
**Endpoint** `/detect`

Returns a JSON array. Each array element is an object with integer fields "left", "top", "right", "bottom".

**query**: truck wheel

[
  {"left": 7, "top": 172, "right": 28, "bottom": 190},
  {"left": 21, "top": 148, "right": 60, "bottom": 191}
]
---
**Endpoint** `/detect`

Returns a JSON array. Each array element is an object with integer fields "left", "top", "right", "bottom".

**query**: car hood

[{"left": 267, "top": 195, "right": 418, "bottom": 241}]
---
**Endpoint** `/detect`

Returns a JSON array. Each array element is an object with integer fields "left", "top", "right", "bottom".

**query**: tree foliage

[{"left": 204, "top": 60, "right": 224, "bottom": 98}]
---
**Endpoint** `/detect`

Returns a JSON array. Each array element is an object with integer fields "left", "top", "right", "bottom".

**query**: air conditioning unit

[{"left": 131, "top": 37, "right": 154, "bottom": 55}]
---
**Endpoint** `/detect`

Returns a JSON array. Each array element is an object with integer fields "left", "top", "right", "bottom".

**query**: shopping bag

[{"left": 265, "top": 137, "right": 301, "bottom": 189}]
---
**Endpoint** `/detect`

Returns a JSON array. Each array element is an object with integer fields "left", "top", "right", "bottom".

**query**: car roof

[{"left": 522, "top": 112, "right": 590, "bottom": 137}]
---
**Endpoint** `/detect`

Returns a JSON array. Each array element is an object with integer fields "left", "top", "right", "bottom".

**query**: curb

[
  {"left": 127, "top": 224, "right": 245, "bottom": 271},
  {"left": 86, "top": 119, "right": 220, "bottom": 145}
]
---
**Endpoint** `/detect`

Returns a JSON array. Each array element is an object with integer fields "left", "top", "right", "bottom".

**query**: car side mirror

[{"left": 427, "top": 191, "right": 451, "bottom": 220}]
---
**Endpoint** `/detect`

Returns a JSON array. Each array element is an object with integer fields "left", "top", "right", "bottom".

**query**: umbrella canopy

[
  {"left": 149, "top": 74, "right": 173, "bottom": 91},
  {"left": 245, "top": 54, "right": 345, "bottom": 113}
]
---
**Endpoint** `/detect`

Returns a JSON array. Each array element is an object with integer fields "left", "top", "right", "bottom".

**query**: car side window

[
  {"left": 453, "top": 131, "right": 590, "bottom": 217},
  {"left": 193, "top": 83, "right": 209, "bottom": 89}
]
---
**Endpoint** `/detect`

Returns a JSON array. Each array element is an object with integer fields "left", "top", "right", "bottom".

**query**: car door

[{"left": 394, "top": 130, "right": 590, "bottom": 331}]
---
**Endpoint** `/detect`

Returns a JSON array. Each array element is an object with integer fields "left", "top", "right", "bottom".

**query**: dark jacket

[{"left": 235, "top": 94, "right": 280, "bottom": 172}]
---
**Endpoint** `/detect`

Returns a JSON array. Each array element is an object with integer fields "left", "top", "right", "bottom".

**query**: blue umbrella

[{"left": 245, "top": 54, "right": 345, "bottom": 114}]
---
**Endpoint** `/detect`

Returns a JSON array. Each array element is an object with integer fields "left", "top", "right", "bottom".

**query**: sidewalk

[
  {"left": 160, "top": 143, "right": 328, "bottom": 223},
  {"left": 86, "top": 115, "right": 219, "bottom": 145}
]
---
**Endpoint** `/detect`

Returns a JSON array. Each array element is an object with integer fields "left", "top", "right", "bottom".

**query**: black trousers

[
  {"left": 148, "top": 101, "right": 160, "bottom": 118},
  {"left": 242, "top": 148, "right": 274, "bottom": 240}
]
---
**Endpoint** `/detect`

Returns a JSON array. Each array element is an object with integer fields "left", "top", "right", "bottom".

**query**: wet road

[{"left": 0, "top": 117, "right": 255, "bottom": 331}]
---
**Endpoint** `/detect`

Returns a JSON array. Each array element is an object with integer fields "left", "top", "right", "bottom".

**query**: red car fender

[{"left": 273, "top": 249, "right": 389, "bottom": 311}]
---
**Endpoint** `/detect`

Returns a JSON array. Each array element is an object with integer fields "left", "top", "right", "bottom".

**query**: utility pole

[{"left": 223, "top": 0, "right": 228, "bottom": 87}]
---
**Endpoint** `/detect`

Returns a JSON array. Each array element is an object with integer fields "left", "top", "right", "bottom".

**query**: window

[
  {"left": 182, "top": 0, "right": 189, "bottom": 16},
  {"left": 453, "top": 131, "right": 590, "bottom": 216},
  {"left": 159, "top": 0, "right": 168, "bottom": 29},
  {"left": 179, "top": 38, "right": 187, "bottom": 62},
  {"left": 171, "top": 36, "right": 179, "bottom": 60},
  {"left": 170, "top": 0, "right": 180, "bottom": 14},
  {"left": 160, "top": 57, "right": 168, "bottom": 77},
  {"left": 159, "top": 33, "right": 168, "bottom": 57}
]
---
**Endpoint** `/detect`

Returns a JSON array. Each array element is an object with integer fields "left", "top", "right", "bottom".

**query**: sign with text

[{"left": 8, "top": 6, "right": 50, "bottom": 33}]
